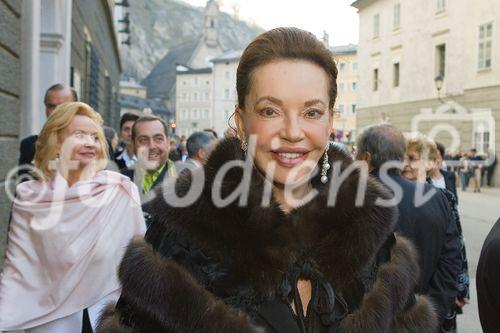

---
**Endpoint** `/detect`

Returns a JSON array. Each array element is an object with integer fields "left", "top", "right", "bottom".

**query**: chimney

[{"left": 322, "top": 31, "right": 330, "bottom": 47}]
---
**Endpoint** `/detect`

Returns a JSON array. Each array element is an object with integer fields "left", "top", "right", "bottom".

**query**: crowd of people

[{"left": 0, "top": 27, "right": 498, "bottom": 333}]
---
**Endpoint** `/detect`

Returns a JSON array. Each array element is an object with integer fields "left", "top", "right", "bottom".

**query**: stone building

[
  {"left": 210, "top": 50, "right": 241, "bottom": 136},
  {"left": 175, "top": 66, "right": 213, "bottom": 137},
  {"left": 142, "top": 0, "right": 223, "bottom": 116},
  {"left": 352, "top": 0, "right": 500, "bottom": 185},
  {"left": 331, "top": 44, "right": 358, "bottom": 143}
]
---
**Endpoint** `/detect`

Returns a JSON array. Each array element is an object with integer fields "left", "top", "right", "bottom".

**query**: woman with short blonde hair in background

[{"left": 0, "top": 102, "right": 146, "bottom": 333}]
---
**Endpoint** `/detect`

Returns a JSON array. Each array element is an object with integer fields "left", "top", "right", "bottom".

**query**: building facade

[
  {"left": 175, "top": 67, "right": 213, "bottom": 136},
  {"left": 352, "top": 0, "right": 500, "bottom": 185},
  {"left": 142, "top": 0, "right": 223, "bottom": 117},
  {"left": 331, "top": 44, "right": 358, "bottom": 143},
  {"left": 211, "top": 50, "right": 240, "bottom": 136}
]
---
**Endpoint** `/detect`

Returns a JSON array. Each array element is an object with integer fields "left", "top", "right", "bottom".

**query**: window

[
  {"left": 373, "top": 69, "right": 379, "bottom": 91},
  {"left": 437, "top": 0, "right": 446, "bottom": 12},
  {"left": 436, "top": 44, "right": 446, "bottom": 78},
  {"left": 474, "top": 123, "right": 490, "bottom": 153},
  {"left": 394, "top": 3, "right": 401, "bottom": 30},
  {"left": 351, "top": 104, "right": 356, "bottom": 114},
  {"left": 339, "top": 63, "right": 346, "bottom": 71},
  {"left": 205, "top": 92, "right": 210, "bottom": 101},
  {"left": 204, "top": 109, "right": 209, "bottom": 119},
  {"left": 225, "top": 109, "right": 230, "bottom": 120},
  {"left": 225, "top": 71, "right": 230, "bottom": 79},
  {"left": 182, "top": 93, "right": 186, "bottom": 101},
  {"left": 193, "top": 92, "right": 198, "bottom": 101},
  {"left": 194, "top": 77, "right": 199, "bottom": 85},
  {"left": 478, "top": 23, "right": 493, "bottom": 70},
  {"left": 224, "top": 89, "right": 230, "bottom": 99},
  {"left": 393, "top": 63, "right": 400, "bottom": 87},
  {"left": 192, "top": 109, "right": 198, "bottom": 119},
  {"left": 339, "top": 83, "right": 345, "bottom": 92},
  {"left": 373, "top": 14, "right": 380, "bottom": 38},
  {"left": 338, "top": 104, "right": 344, "bottom": 114},
  {"left": 352, "top": 62, "right": 358, "bottom": 71},
  {"left": 351, "top": 82, "right": 357, "bottom": 91}
]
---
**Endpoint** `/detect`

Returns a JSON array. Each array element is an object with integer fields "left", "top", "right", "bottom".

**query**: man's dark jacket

[
  {"left": 379, "top": 173, "right": 462, "bottom": 321},
  {"left": 18, "top": 134, "right": 38, "bottom": 170},
  {"left": 477, "top": 218, "right": 500, "bottom": 333},
  {"left": 441, "top": 169, "right": 458, "bottom": 204}
]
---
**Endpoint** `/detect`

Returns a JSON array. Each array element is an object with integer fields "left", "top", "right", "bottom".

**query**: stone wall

[{"left": 0, "top": 0, "right": 22, "bottom": 268}]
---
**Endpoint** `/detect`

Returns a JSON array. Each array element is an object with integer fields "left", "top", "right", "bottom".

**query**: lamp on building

[
  {"left": 121, "top": 36, "right": 131, "bottom": 46},
  {"left": 434, "top": 75, "right": 444, "bottom": 104},
  {"left": 119, "top": 25, "right": 130, "bottom": 34},
  {"left": 115, "top": 0, "right": 130, "bottom": 7},
  {"left": 118, "top": 13, "right": 130, "bottom": 25}
]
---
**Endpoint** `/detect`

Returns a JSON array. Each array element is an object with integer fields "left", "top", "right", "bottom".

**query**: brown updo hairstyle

[{"left": 236, "top": 27, "right": 338, "bottom": 113}]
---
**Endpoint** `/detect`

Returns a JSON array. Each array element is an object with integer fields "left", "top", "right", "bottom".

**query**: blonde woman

[{"left": 0, "top": 102, "right": 146, "bottom": 333}]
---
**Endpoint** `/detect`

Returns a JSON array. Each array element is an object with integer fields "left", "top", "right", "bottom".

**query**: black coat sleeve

[
  {"left": 477, "top": 219, "right": 500, "bottom": 333},
  {"left": 427, "top": 195, "right": 462, "bottom": 321}
]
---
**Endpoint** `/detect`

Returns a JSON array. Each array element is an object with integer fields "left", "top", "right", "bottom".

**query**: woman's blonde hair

[
  {"left": 34, "top": 102, "right": 108, "bottom": 181},
  {"left": 405, "top": 132, "right": 439, "bottom": 161}
]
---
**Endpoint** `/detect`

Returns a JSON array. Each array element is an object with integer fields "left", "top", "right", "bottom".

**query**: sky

[{"left": 182, "top": 0, "right": 359, "bottom": 46}]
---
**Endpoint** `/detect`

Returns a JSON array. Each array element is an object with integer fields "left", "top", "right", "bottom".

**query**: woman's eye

[
  {"left": 74, "top": 133, "right": 85, "bottom": 139},
  {"left": 305, "top": 109, "right": 323, "bottom": 118},
  {"left": 259, "top": 108, "right": 278, "bottom": 117}
]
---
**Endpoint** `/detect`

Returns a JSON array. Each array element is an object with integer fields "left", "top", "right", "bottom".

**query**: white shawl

[{"left": 0, "top": 170, "right": 146, "bottom": 330}]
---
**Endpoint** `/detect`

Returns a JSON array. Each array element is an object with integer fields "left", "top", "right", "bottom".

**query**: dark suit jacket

[
  {"left": 441, "top": 169, "right": 458, "bottom": 204},
  {"left": 18, "top": 135, "right": 38, "bottom": 178},
  {"left": 477, "top": 218, "right": 500, "bottom": 333},
  {"left": 381, "top": 173, "right": 462, "bottom": 321},
  {"left": 19, "top": 134, "right": 38, "bottom": 166}
]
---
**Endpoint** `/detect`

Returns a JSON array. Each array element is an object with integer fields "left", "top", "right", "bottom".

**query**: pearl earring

[{"left": 320, "top": 143, "right": 331, "bottom": 184}]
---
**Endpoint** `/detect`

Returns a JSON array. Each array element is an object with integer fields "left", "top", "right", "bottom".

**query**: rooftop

[
  {"left": 329, "top": 44, "right": 357, "bottom": 54},
  {"left": 210, "top": 49, "right": 243, "bottom": 63}
]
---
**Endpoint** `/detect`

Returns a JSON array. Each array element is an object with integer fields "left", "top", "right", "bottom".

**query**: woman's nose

[{"left": 281, "top": 115, "right": 305, "bottom": 142}]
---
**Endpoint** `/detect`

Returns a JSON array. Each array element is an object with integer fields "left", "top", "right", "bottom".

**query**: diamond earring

[
  {"left": 241, "top": 139, "right": 248, "bottom": 152},
  {"left": 320, "top": 143, "right": 331, "bottom": 184}
]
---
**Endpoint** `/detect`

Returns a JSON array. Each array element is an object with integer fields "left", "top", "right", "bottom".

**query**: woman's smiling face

[{"left": 237, "top": 59, "right": 332, "bottom": 186}]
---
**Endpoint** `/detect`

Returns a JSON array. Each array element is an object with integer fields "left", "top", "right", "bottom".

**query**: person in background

[
  {"left": 468, "top": 148, "right": 483, "bottom": 192},
  {"left": 203, "top": 128, "right": 218, "bottom": 139},
  {"left": 167, "top": 138, "right": 181, "bottom": 161},
  {"left": 121, "top": 116, "right": 176, "bottom": 196},
  {"left": 477, "top": 217, "right": 500, "bottom": 333},
  {"left": 484, "top": 149, "right": 497, "bottom": 187},
  {"left": 115, "top": 113, "right": 139, "bottom": 170},
  {"left": 176, "top": 131, "right": 217, "bottom": 173},
  {"left": 357, "top": 125, "right": 461, "bottom": 330},
  {"left": 430, "top": 141, "right": 458, "bottom": 202},
  {"left": 103, "top": 126, "right": 119, "bottom": 171},
  {"left": 18, "top": 84, "right": 77, "bottom": 175},
  {"left": 0, "top": 102, "right": 146, "bottom": 333},
  {"left": 404, "top": 133, "right": 468, "bottom": 333}
]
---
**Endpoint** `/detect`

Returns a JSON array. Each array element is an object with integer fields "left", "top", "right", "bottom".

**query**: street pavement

[{"left": 456, "top": 187, "right": 500, "bottom": 333}]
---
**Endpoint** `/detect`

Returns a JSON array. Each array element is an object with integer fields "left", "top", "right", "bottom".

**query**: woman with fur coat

[{"left": 98, "top": 27, "right": 437, "bottom": 333}]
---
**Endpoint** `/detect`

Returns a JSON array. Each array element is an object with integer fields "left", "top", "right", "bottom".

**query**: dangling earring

[
  {"left": 241, "top": 139, "right": 248, "bottom": 152},
  {"left": 320, "top": 143, "right": 330, "bottom": 184}
]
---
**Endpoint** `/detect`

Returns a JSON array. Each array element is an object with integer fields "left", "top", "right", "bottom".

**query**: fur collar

[{"left": 147, "top": 138, "right": 397, "bottom": 293}]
